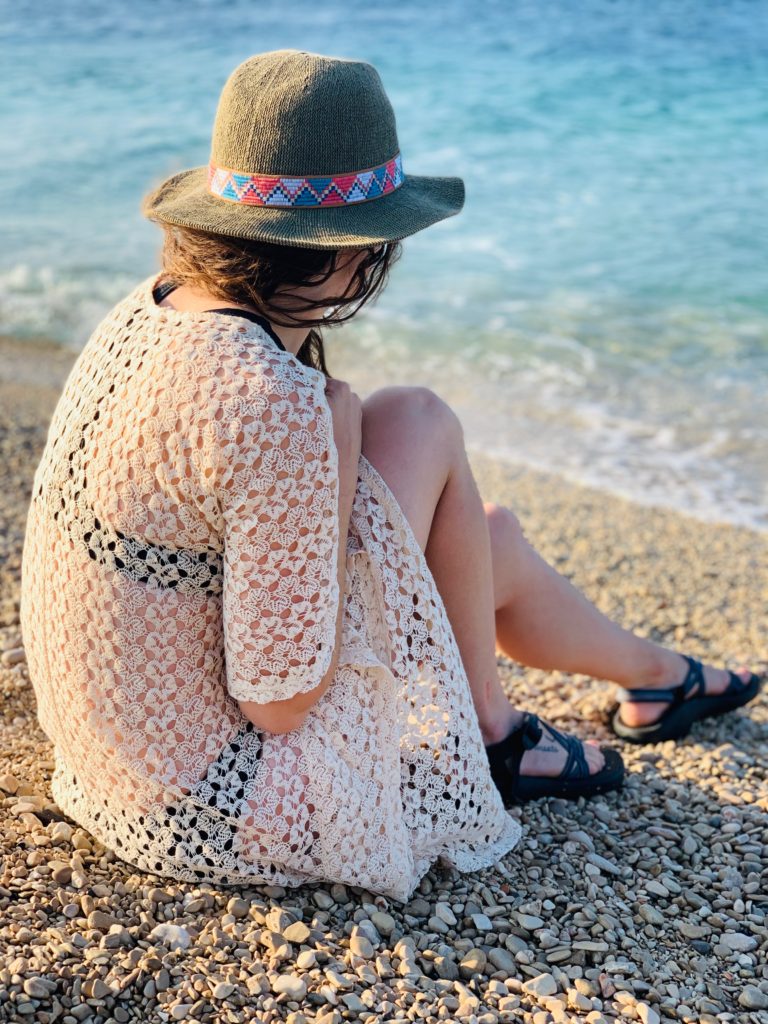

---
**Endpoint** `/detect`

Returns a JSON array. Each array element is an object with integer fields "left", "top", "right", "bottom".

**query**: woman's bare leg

[
  {"left": 361, "top": 386, "right": 753, "bottom": 739},
  {"left": 360, "top": 386, "right": 606, "bottom": 777},
  {"left": 484, "top": 502, "right": 754, "bottom": 726}
]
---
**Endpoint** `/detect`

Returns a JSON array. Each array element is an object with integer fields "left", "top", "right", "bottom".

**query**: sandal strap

[
  {"left": 615, "top": 654, "right": 706, "bottom": 706},
  {"left": 724, "top": 669, "right": 755, "bottom": 695},
  {"left": 613, "top": 686, "right": 680, "bottom": 703},
  {"left": 485, "top": 714, "right": 600, "bottom": 793},
  {"left": 540, "top": 720, "right": 591, "bottom": 780},
  {"left": 485, "top": 712, "right": 543, "bottom": 780}
]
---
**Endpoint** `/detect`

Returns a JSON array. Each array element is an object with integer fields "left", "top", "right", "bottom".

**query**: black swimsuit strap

[
  {"left": 206, "top": 308, "right": 288, "bottom": 352},
  {"left": 153, "top": 279, "right": 178, "bottom": 303},
  {"left": 152, "top": 280, "right": 287, "bottom": 353}
]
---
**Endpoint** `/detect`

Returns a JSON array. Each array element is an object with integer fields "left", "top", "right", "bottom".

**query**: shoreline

[
  {"left": 4, "top": 330, "right": 767, "bottom": 536},
  {"left": 1, "top": 332, "right": 767, "bottom": 1019}
]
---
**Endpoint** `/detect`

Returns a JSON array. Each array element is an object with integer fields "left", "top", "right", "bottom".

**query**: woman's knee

[
  {"left": 361, "top": 385, "right": 463, "bottom": 452},
  {"left": 359, "top": 387, "right": 464, "bottom": 552},
  {"left": 483, "top": 501, "right": 526, "bottom": 553},
  {"left": 483, "top": 502, "right": 528, "bottom": 609}
]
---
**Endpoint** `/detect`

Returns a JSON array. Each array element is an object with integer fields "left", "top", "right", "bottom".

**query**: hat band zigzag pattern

[{"left": 208, "top": 153, "right": 404, "bottom": 207}]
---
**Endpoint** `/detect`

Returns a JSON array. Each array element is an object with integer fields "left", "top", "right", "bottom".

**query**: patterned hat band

[{"left": 208, "top": 153, "right": 404, "bottom": 208}]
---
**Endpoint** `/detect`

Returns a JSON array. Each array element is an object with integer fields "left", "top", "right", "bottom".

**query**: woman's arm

[
  {"left": 237, "top": 378, "right": 362, "bottom": 735},
  {"left": 238, "top": 483, "right": 354, "bottom": 734}
]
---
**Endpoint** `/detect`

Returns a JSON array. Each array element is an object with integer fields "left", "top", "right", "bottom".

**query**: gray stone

[
  {"left": 406, "top": 898, "right": 431, "bottom": 917},
  {"left": 283, "top": 921, "right": 311, "bottom": 944},
  {"left": 23, "top": 977, "right": 56, "bottom": 999},
  {"left": 1, "top": 646, "right": 25, "bottom": 666},
  {"left": 148, "top": 923, "right": 191, "bottom": 951},
  {"left": 738, "top": 986, "right": 768, "bottom": 1010},
  {"left": 49, "top": 861, "right": 72, "bottom": 885},
  {"left": 644, "top": 880, "right": 669, "bottom": 898},
  {"left": 639, "top": 904, "right": 664, "bottom": 926},
  {"left": 459, "top": 948, "right": 486, "bottom": 978},
  {"left": 349, "top": 933, "right": 374, "bottom": 958},
  {"left": 226, "top": 897, "right": 249, "bottom": 919},
  {"left": 212, "top": 982, "right": 236, "bottom": 1000},
  {"left": 87, "top": 978, "right": 110, "bottom": 999},
  {"left": 505, "top": 933, "right": 530, "bottom": 954},
  {"left": 690, "top": 939, "right": 712, "bottom": 954},
  {"left": 568, "top": 989, "right": 593, "bottom": 1012},
  {"left": 517, "top": 913, "right": 545, "bottom": 930},
  {"left": 546, "top": 947, "right": 574, "bottom": 964},
  {"left": 435, "top": 902, "right": 458, "bottom": 927},
  {"left": 355, "top": 918, "right": 381, "bottom": 945},
  {"left": 566, "top": 830, "right": 595, "bottom": 851},
  {"left": 266, "top": 908, "right": 293, "bottom": 933},
  {"left": 340, "top": 993, "right": 367, "bottom": 1012},
  {"left": 370, "top": 911, "right": 396, "bottom": 935},
  {"left": 636, "top": 1003, "right": 660, "bottom": 1024},
  {"left": 273, "top": 975, "right": 307, "bottom": 1000},
  {"left": 721, "top": 932, "right": 757, "bottom": 953},
  {"left": 434, "top": 955, "right": 459, "bottom": 981},
  {"left": 586, "top": 852, "right": 621, "bottom": 876},
  {"left": 487, "top": 947, "right": 517, "bottom": 975},
  {"left": 454, "top": 982, "right": 480, "bottom": 1010},
  {"left": 325, "top": 968, "right": 354, "bottom": 990},
  {"left": 87, "top": 910, "right": 117, "bottom": 931},
  {"left": 523, "top": 973, "right": 558, "bottom": 998}
]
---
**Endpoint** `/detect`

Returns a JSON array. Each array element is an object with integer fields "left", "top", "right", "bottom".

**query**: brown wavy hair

[{"left": 156, "top": 224, "right": 402, "bottom": 377}]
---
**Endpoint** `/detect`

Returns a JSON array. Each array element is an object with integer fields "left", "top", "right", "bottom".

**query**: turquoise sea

[{"left": 2, "top": 1, "right": 767, "bottom": 528}]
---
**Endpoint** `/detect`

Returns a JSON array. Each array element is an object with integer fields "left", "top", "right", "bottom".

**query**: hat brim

[{"left": 142, "top": 166, "right": 465, "bottom": 249}]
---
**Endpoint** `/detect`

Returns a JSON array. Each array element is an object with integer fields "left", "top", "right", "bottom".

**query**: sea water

[{"left": 2, "top": 0, "right": 766, "bottom": 529}]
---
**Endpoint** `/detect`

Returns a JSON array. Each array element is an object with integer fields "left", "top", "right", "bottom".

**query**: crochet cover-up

[{"left": 19, "top": 273, "right": 521, "bottom": 902}]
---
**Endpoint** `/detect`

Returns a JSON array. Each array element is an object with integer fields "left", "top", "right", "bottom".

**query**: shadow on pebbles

[{"left": 0, "top": 346, "right": 766, "bottom": 1024}]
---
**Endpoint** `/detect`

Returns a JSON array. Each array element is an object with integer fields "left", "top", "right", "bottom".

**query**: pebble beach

[{"left": 1, "top": 334, "right": 767, "bottom": 1024}]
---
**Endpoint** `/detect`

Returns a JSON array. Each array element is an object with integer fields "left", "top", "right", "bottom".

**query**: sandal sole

[{"left": 610, "top": 672, "right": 763, "bottom": 745}]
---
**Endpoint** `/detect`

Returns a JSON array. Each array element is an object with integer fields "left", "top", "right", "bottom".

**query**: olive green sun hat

[{"left": 142, "top": 49, "right": 465, "bottom": 250}]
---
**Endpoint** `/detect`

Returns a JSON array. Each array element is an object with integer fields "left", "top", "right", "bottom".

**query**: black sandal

[
  {"left": 484, "top": 712, "right": 625, "bottom": 805},
  {"left": 610, "top": 655, "right": 764, "bottom": 744}
]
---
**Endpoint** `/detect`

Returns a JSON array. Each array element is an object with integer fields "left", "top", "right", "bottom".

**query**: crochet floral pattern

[{"left": 20, "top": 274, "right": 520, "bottom": 901}]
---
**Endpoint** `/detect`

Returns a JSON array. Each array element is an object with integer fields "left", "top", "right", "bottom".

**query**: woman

[{"left": 20, "top": 50, "right": 761, "bottom": 902}]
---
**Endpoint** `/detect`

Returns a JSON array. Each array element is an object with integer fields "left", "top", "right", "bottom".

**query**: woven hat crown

[
  {"left": 142, "top": 48, "right": 464, "bottom": 249},
  {"left": 212, "top": 50, "right": 399, "bottom": 177}
]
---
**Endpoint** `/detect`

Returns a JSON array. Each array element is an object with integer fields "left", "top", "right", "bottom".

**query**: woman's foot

[
  {"left": 483, "top": 707, "right": 606, "bottom": 777},
  {"left": 618, "top": 650, "right": 756, "bottom": 728},
  {"left": 484, "top": 711, "right": 624, "bottom": 804}
]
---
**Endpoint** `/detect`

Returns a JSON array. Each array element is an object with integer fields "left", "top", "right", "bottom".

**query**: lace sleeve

[{"left": 217, "top": 367, "right": 340, "bottom": 705}]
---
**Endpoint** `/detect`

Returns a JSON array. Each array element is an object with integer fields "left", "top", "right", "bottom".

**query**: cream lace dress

[{"left": 19, "top": 273, "right": 521, "bottom": 902}]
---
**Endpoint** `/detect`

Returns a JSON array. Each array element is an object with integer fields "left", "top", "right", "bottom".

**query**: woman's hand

[{"left": 324, "top": 377, "right": 362, "bottom": 507}]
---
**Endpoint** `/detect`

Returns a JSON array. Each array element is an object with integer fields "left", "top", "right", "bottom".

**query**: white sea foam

[
  {"left": 332, "top": 321, "right": 768, "bottom": 533},
  {"left": 0, "top": 264, "right": 134, "bottom": 349}
]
